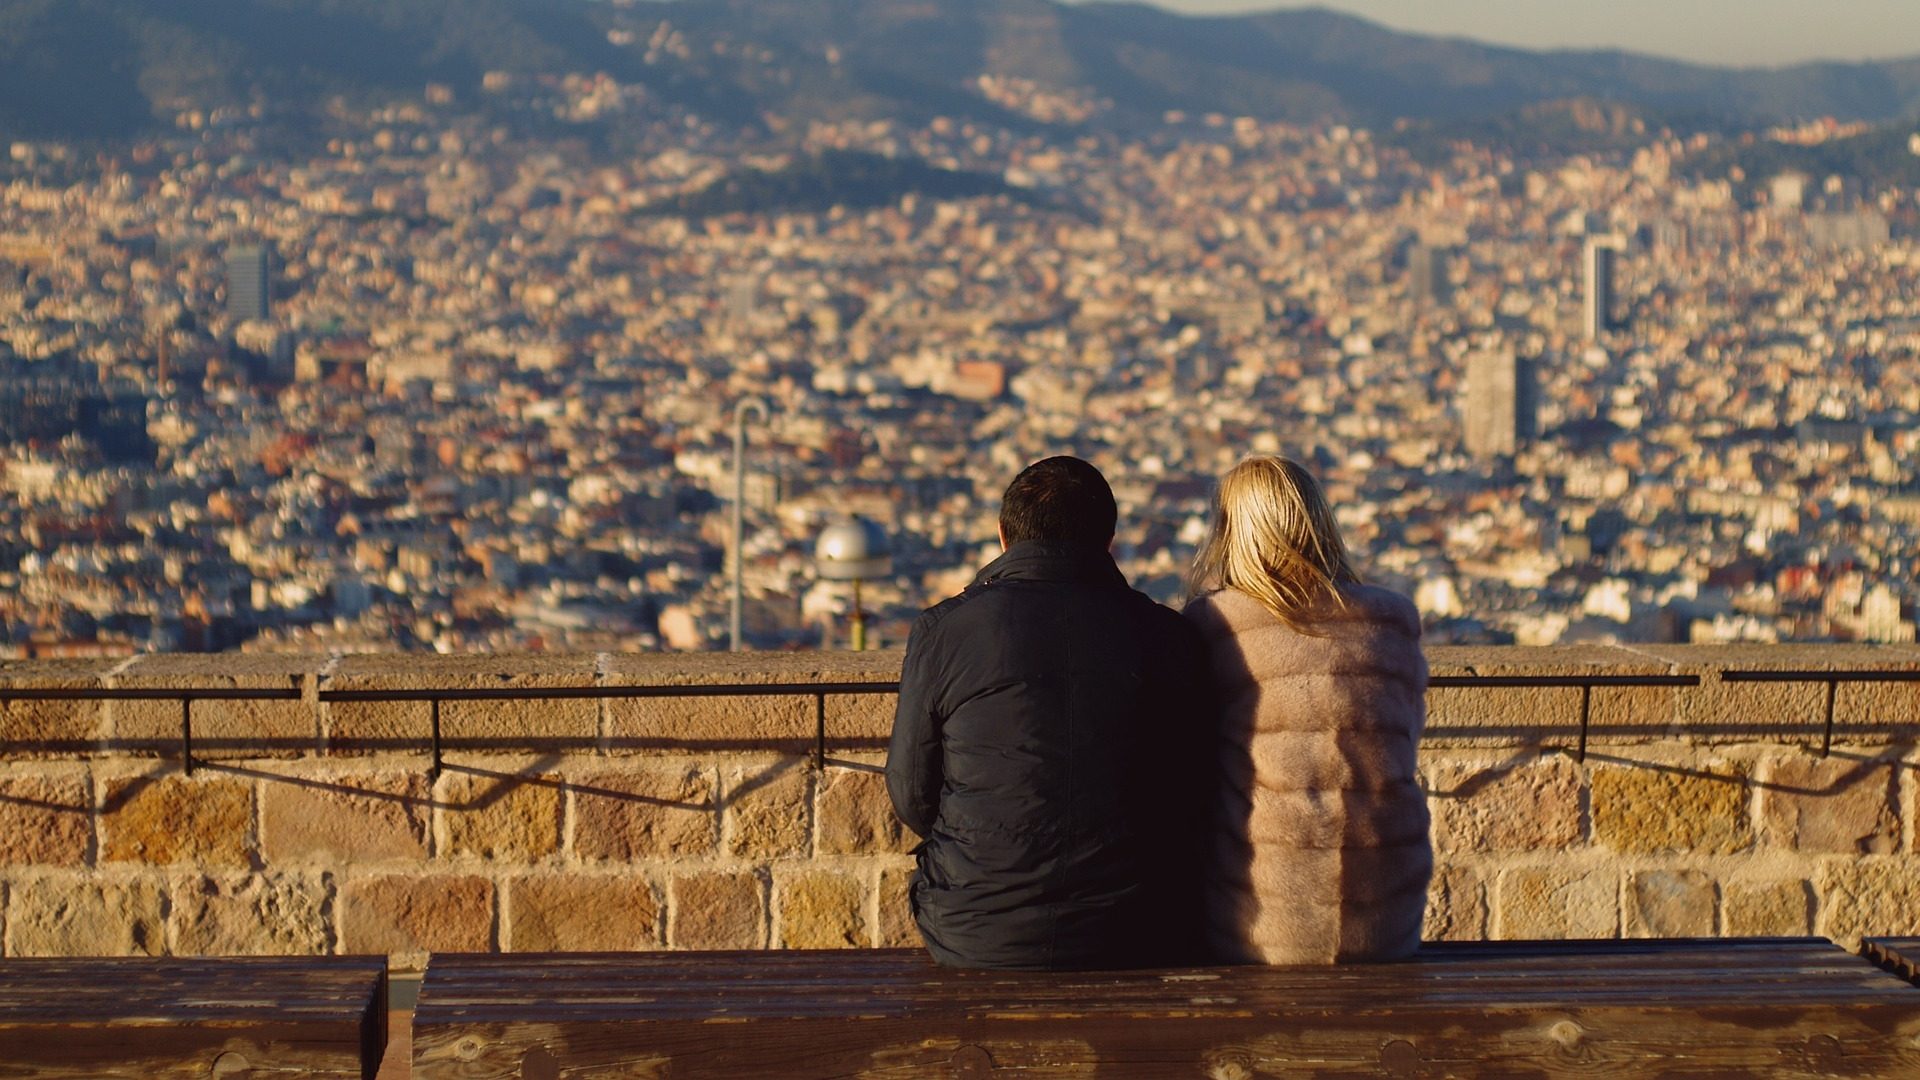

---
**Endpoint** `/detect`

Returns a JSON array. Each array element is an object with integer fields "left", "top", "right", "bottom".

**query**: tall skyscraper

[
  {"left": 1464, "top": 351, "right": 1536, "bottom": 459},
  {"left": 1582, "top": 237, "right": 1617, "bottom": 341},
  {"left": 1407, "top": 243, "right": 1450, "bottom": 308},
  {"left": 227, "top": 243, "right": 272, "bottom": 323}
]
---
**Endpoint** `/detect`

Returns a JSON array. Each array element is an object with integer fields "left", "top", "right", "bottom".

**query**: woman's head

[{"left": 1188, "top": 455, "right": 1358, "bottom": 628}]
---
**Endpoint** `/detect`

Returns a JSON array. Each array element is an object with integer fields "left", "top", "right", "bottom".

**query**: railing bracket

[{"left": 429, "top": 698, "right": 444, "bottom": 783}]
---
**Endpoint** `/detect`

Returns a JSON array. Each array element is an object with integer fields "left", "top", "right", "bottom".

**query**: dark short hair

[{"left": 1000, "top": 456, "right": 1116, "bottom": 550}]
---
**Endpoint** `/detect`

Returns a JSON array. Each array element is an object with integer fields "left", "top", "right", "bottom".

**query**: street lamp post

[
  {"left": 730, "top": 397, "right": 770, "bottom": 652},
  {"left": 815, "top": 516, "right": 892, "bottom": 651}
]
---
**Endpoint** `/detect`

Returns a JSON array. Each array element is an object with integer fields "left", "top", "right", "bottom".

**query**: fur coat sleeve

[{"left": 1184, "top": 584, "right": 1431, "bottom": 964}]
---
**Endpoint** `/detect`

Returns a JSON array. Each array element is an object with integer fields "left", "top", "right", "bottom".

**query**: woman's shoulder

[
  {"left": 1182, "top": 587, "right": 1274, "bottom": 634},
  {"left": 1189, "top": 584, "right": 1420, "bottom": 637},
  {"left": 1334, "top": 583, "right": 1422, "bottom": 639}
]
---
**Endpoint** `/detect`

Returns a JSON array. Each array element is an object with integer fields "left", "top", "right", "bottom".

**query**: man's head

[{"left": 998, "top": 456, "right": 1117, "bottom": 551}]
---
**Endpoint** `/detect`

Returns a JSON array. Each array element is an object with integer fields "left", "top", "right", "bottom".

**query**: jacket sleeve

[{"left": 886, "top": 614, "right": 943, "bottom": 839}]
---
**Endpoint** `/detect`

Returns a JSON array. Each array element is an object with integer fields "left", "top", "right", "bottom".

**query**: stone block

[
  {"left": 1592, "top": 762, "right": 1751, "bottom": 855},
  {"left": 817, "top": 766, "right": 910, "bottom": 855},
  {"left": 340, "top": 873, "right": 494, "bottom": 961},
  {"left": 1424, "top": 687, "right": 1573, "bottom": 751},
  {"left": 0, "top": 773, "right": 91, "bottom": 866},
  {"left": 1834, "top": 679, "right": 1920, "bottom": 745},
  {"left": 1757, "top": 754, "right": 1899, "bottom": 854},
  {"left": 1629, "top": 645, "right": 1831, "bottom": 747},
  {"left": 1422, "top": 864, "right": 1488, "bottom": 942},
  {"left": 1422, "top": 645, "right": 1674, "bottom": 749},
  {"left": 1625, "top": 869, "right": 1715, "bottom": 937},
  {"left": 1911, "top": 746, "right": 1920, "bottom": 856},
  {"left": 1818, "top": 644, "right": 1920, "bottom": 744},
  {"left": 111, "top": 654, "right": 322, "bottom": 759},
  {"left": 1723, "top": 879, "right": 1813, "bottom": 936},
  {"left": 824, "top": 691, "right": 898, "bottom": 743},
  {"left": 1427, "top": 757, "right": 1583, "bottom": 853},
  {"left": 601, "top": 651, "right": 868, "bottom": 752},
  {"left": 604, "top": 650, "right": 901, "bottom": 685},
  {"left": 7, "top": 876, "right": 166, "bottom": 956},
  {"left": 1815, "top": 858, "right": 1920, "bottom": 942},
  {"left": 326, "top": 654, "right": 598, "bottom": 752},
  {"left": 1497, "top": 865, "right": 1618, "bottom": 939},
  {"left": 669, "top": 871, "right": 765, "bottom": 950},
  {"left": 438, "top": 656, "right": 597, "bottom": 745},
  {"left": 777, "top": 869, "right": 867, "bottom": 949},
  {"left": 321, "top": 670, "right": 428, "bottom": 756},
  {"left": 569, "top": 765, "right": 717, "bottom": 861},
  {"left": 0, "top": 658, "right": 115, "bottom": 756},
  {"left": 440, "top": 768, "right": 562, "bottom": 861},
  {"left": 723, "top": 763, "right": 812, "bottom": 858},
  {"left": 507, "top": 874, "right": 662, "bottom": 952},
  {"left": 171, "top": 872, "right": 331, "bottom": 955},
  {"left": 878, "top": 866, "right": 919, "bottom": 948},
  {"left": 100, "top": 774, "right": 253, "bottom": 867},
  {"left": 607, "top": 695, "right": 812, "bottom": 753},
  {"left": 260, "top": 770, "right": 430, "bottom": 864}
]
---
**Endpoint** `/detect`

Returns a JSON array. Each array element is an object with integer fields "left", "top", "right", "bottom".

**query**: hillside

[
  {"left": 3, "top": 0, "right": 1919, "bottom": 141},
  {"left": 645, "top": 150, "right": 1018, "bottom": 218},
  {"left": 0, "top": 0, "right": 646, "bottom": 139}
]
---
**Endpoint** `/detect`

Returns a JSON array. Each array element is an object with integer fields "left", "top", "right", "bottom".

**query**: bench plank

[
  {"left": 0, "top": 956, "right": 388, "bottom": 1079},
  {"left": 413, "top": 940, "right": 1920, "bottom": 1078},
  {"left": 1865, "top": 937, "right": 1920, "bottom": 984}
]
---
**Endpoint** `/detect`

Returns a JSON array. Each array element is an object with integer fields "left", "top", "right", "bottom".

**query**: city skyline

[
  {"left": 2, "top": 75, "right": 1915, "bottom": 655},
  {"left": 1, "top": 0, "right": 1917, "bottom": 657}
]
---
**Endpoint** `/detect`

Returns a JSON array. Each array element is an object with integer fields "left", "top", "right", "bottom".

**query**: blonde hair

[{"left": 1187, "top": 455, "right": 1359, "bottom": 631}]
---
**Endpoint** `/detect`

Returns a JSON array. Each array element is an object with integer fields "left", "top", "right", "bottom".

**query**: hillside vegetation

[{"left": 3, "top": 0, "right": 1917, "bottom": 141}]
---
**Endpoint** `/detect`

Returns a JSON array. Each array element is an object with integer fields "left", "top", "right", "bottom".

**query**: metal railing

[
  {"left": 1425, "top": 674, "right": 1700, "bottom": 762},
  {"left": 3, "top": 668, "right": 1917, "bottom": 776},
  {"left": 324, "top": 682, "right": 897, "bottom": 779},
  {"left": 1720, "top": 669, "right": 1920, "bottom": 756},
  {"left": 0, "top": 682, "right": 899, "bottom": 778}
]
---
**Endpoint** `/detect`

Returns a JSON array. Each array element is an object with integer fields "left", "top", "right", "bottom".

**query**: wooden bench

[
  {"left": 412, "top": 939, "right": 1920, "bottom": 1078},
  {"left": 1866, "top": 937, "right": 1920, "bottom": 985},
  {"left": 0, "top": 955, "right": 388, "bottom": 1079}
]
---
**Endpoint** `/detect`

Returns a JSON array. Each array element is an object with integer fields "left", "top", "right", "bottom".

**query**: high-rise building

[
  {"left": 724, "top": 276, "right": 758, "bottom": 326},
  {"left": 1582, "top": 237, "right": 1617, "bottom": 341},
  {"left": 1464, "top": 351, "right": 1536, "bottom": 459},
  {"left": 1407, "top": 244, "right": 1449, "bottom": 308},
  {"left": 1769, "top": 171, "right": 1809, "bottom": 213},
  {"left": 227, "top": 244, "right": 272, "bottom": 323},
  {"left": 0, "top": 360, "right": 154, "bottom": 464}
]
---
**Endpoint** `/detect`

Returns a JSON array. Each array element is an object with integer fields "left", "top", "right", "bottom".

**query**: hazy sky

[{"left": 1122, "top": 1, "right": 1920, "bottom": 67}]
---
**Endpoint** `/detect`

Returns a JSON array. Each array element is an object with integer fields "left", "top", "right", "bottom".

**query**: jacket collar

[{"left": 972, "top": 540, "right": 1128, "bottom": 589}]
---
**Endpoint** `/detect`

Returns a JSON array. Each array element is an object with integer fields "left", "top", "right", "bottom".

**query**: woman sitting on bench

[{"left": 1184, "top": 455, "right": 1431, "bottom": 963}]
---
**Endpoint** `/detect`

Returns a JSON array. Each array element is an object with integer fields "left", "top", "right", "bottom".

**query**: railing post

[
  {"left": 429, "top": 698, "right": 444, "bottom": 783},
  {"left": 1576, "top": 684, "right": 1591, "bottom": 765},
  {"left": 1821, "top": 680, "right": 1837, "bottom": 758},
  {"left": 813, "top": 693, "right": 827, "bottom": 771},
  {"left": 180, "top": 696, "right": 194, "bottom": 776}
]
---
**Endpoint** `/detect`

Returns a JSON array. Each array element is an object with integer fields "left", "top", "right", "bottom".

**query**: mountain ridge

[{"left": 3, "top": 0, "right": 1917, "bottom": 141}]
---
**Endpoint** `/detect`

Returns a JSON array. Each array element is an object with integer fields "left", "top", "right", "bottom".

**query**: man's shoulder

[
  {"left": 1144, "top": 597, "right": 1209, "bottom": 674},
  {"left": 1130, "top": 587, "right": 1204, "bottom": 642},
  {"left": 915, "top": 576, "right": 1195, "bottom": 640},
  {"left": 912, "top": 582, "right": 993, "bottom": 637}
]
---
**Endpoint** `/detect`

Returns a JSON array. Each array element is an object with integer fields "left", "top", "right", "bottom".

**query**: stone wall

[{"left": 0, "top": 645, "right": 1916, "bottom": 968}]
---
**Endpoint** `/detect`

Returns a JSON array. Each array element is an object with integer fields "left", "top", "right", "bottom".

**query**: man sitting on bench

[{"left": 886, "top": 456, "right": 1214, "bottom": 970}]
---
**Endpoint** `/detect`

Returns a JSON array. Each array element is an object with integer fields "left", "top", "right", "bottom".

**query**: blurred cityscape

[{"left": 3, "top": 73, "right": 1919, "bottom": 655}]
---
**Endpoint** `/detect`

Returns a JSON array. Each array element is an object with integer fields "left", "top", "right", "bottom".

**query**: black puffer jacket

[{"left": 886, "top": 541, "right": 1214, "bottom": 970}]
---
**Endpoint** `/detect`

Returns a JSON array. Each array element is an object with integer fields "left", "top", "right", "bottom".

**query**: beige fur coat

[{"left": 1183, "top": 584, "right": 1431, "bottom": 964}]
